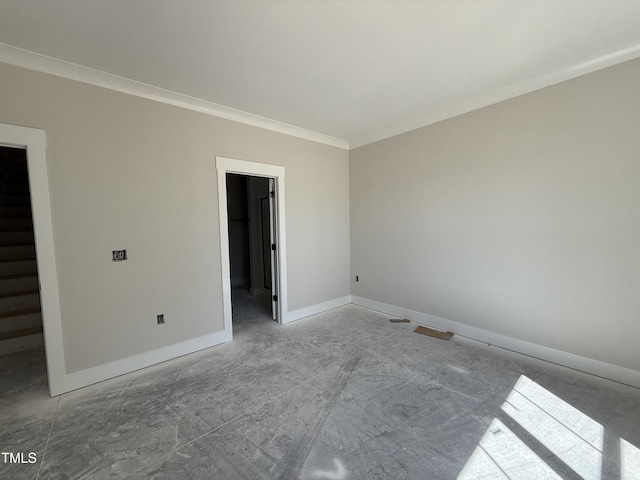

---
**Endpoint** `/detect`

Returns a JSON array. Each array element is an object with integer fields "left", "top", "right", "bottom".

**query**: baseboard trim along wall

[
  {"left": 284, "top": 295, "right": 352, "bottom": 324},
  {"left": 52, "top": 295, "right": 353, "bottom": 395},
  {"left": 52, "top": 329, "right": 232, "bottom": 396},
  {"left": 351, "top": 296, "right": 640, "bottom": 389},
  {"left": 52, "top": 293, "right": 639, "bottom": 394}
]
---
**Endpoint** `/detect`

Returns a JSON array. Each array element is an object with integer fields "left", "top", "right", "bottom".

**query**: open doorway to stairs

[
  {"left": 0, "top": 123, "right": 63, "bottom": 397},
  {"left": 0, "top": 146, "right": 44, "bottom": 354},
  {"left": 216, "top": 157, "right": 288, "bottom": 338}
]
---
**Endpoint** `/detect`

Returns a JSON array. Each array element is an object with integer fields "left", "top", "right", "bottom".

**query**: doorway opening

[
  {"left": 226, "top": 173, "right": 275, "bottom": 327},
  {"left": 216, "top": 157, "right": 288, "bottom": 338},
  {"left": 0, "top": 123, "right": 63, "bottom": 396},
  {"left": 0, "top": 146, "right": 44, "bottom": 354}
]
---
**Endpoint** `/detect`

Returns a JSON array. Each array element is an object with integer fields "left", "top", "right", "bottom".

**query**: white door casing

[
  {"left": 0, "top": 123, "right": 64, "bottom": 396},
  {"left": 268, "top": 178, "right": 277, "bottom": 320},
  {"left": 216, "top": 156, "right": 288, "bottom": 331}
]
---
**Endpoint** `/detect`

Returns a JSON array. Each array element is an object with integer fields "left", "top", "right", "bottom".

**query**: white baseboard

[
  {"left": 0, "top": 333, "right": 44, "bottom": 356},
  {"left": 53, "top": 294, "right": 352, "bottom": 394},
  {"left": 351, "top": 296, "right": 640, "bottom": 389},
  {"left": 231, "top": 277, "right": 250, "bottom": 287},
  {"left": 284, "top": 295, "right": 352, "bottom": 324},
  {"left": 52, "top": 329, "right": 232, "bottom": 396}
]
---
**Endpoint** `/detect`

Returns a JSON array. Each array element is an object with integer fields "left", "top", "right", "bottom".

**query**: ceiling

[{"left": 1, "top": 1, "right": 639, "bottom": 149}]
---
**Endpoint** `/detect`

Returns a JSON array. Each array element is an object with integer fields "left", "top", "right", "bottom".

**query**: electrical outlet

[{"left": 157, "top": 314, "right": 165, "bottom": 325}]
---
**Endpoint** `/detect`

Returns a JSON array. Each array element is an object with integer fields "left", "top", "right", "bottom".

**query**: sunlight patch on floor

[
  {"left": 620, "top": 438, "right": 640, "bottom": 480},
  {"left": 458, "top": 418, "right": 561, "bottom": 479},
  {"left": 502, "top": 375, "right": 603, "bottom": 480},
  {"left": 458, "top": 375, "right": 640, "bottom": 480}
]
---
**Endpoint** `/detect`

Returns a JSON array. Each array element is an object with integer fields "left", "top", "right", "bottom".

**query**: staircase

[{"left": 0, "top": 146, "right": 43, "bottom": 356}]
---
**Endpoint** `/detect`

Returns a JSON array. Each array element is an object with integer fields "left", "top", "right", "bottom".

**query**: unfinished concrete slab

[{"left": 0, "top": 304, "right": 639, "bottom": 479}]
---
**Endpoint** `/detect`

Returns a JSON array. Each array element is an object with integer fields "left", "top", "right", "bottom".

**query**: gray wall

[
  {"left": 0, "top": 61, "right": 350, "bottom": 374},
  {"left": 3, "top": 52, "right": 637, "bottom": 383},
  {"left": 350, "top": 58, "right": 640, "bottom": 373}
]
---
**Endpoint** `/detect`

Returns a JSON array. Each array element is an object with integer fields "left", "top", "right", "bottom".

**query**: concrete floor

[{"left": 1, "top": 293, "right": 639, "bottom": 479}]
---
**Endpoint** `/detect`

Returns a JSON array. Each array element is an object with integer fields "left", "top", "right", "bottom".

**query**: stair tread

[
  {"left": 0, "top": 233, "right": 36, "bottom": 247},
  {"left": 0, "top": 257, "right": 37, "bottom": 263},
  {"left": 0, "top": 264, "right": 38, "bottom": 276},
  {"left": 0, "top": 245, "right": 36, "bottom": 251},
  {"left": 0, "top": 225, "right": 34, "bottom": 232},
  {"left": 0, "top": 196, "right": 31, "bottom": 207},
  {"left": 0, "top": 325, "right": 43, "bottom": 342},
  {"left": 0, "top": 306, "right": 41, "bottom": 319},
  {"left": 0, "top": 289, "right": 39, "bottom": 299},
  {"left": 0, "top": 273, "right": 38, "bottom": 281}
]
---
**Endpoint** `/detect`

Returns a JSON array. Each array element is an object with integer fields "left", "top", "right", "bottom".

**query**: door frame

[
  {"left": 216, "top": 157, "right": 288, "bottom": 332},
  {"left": 0, "top": 123, "right": 64, "bottom": 396}
]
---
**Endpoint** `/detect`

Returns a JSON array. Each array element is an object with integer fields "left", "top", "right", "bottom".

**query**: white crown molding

[
  {"left": 0, "top": 43, "right": 349, "bottom": 150},
  {"left": 350, "top": 43, "right": 640, "bottom": 149},
  {"left": 3, "top": 41, "right": 638, "bottom": 152}
]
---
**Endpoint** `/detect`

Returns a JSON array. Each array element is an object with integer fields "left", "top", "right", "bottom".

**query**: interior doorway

[
  {"left": 0, "top": 123, "right": 63, "bottom": 396},
  {"left": 0, "top": 146, "right": 44, "bottom": 354},
  {"left": 225, "top": 173, "right": 274, "bottom": 324},
  {"left": 216, "top": 157, "right": 288, "bottom": 338}
]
